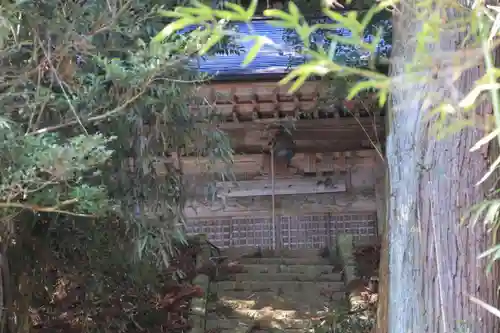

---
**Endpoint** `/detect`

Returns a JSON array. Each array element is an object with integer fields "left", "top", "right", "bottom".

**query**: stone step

[
  {"left": 210, "top": 329, "right": 306, "bottom": 333},
  {"left": 237, "top": 257, "right": 331, "bottom": 265},
  {"left": 222, "top": 247, "right": 325, "bottom": 259},
  {"left": 216, "top": 280, "right": 345, "bottom": 293},
  {"left": 214, "top": 289, "right": 345, "bottom": 305},
  {"left": 221, "top": 272, "right": 342, "bottom": 282},
  {"left": 240, "top": 263, "right": 339, "bottom": 275},
  {"left": 206, "top": 316, "right": 315, "bottom": 330},
  {"left": 207, "top": 308, "right": 320, "bottom": 320},
  {"left": 210, "top": 294, "right": 340, "bottom": 314}
]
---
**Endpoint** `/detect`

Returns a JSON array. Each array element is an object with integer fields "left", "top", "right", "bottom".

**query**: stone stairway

[{"left": 205, "top": 248, "right": 346, "bottom": 333}]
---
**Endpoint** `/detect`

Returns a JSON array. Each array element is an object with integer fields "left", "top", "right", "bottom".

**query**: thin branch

[
  {"left": 0, "top": 199, "right": 94, "bottom": 217},
  {"left": 30, "top": 87, "right": 148, "bottom": 135},
  {"left": 35, "top": 34, "right": 89, "bottom": 135}
]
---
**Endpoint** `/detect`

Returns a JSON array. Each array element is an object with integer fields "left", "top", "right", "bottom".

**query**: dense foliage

[{"left": 0, "top": 0, "right": 234, "bottom": 331}]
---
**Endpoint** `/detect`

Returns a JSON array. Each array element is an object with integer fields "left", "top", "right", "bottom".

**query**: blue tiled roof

[{"left": 187, "top": 17, "right": 392, "bottom": 78}]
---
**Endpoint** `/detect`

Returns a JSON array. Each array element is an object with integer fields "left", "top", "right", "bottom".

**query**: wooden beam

[
  {"left": 184, "top": 189, "right": 377, "bottom": 218},
  {"left": 154, "top": 150, "right": 378, "bottom": 177},
  {"left": 223, "top": 117, "right": 385, "bottom": 153},
  {"left": 232, "top": 139, "right": 376, "bottom": 153},
  {"left": 219, "top": 117, "right": 384, "bottom": 131},
  {"left": 217, "top": 177, "right": 346, "bottom": 198}
]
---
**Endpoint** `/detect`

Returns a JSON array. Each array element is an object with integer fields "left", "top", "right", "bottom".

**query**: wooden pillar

[
  {"left": 343, "top": 151, "right": 353, "bottom": 192},
  {"left": 374, "top": 148, "right": 386, "bottom": 236},
  {"left": 374, "top": 147, "right": 389, "bottom": 333}
]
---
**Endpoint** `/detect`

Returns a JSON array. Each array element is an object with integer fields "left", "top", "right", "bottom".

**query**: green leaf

[
  {"left": 476, "top": 154, "right": 500, "bottom": 186},
  {"left": 327, "top": 40, "right": 338, "bottom": 60},
  {"left": 288, "top": 1, "right": 301, "bottom": 21},
  {"left": 280, "top": 62, "right": 330, "bottom": 88},
  {"left": 158, "top": 10, "right": 185, "bottom": 18},
  {"left": 214, "top": 10, "right": 243, "bottom": 21},
  {"left": 152, "top": 18, "right": 195, "bottom": 42},
  {"left": 378, "top": 89, "right": 388, "bottom": 108},
  {"left": 296, "top": 23, "right": 315, "bottom": 48},
  {"left": 346, "top": 11, "right": 359, "bottom": 23},
  {"left": 347, "top": 81, "right": 377, "bottom": 100},
  {"left": 459, "top": 83, "right": 500, "bottom": 109},
  {"left": 263, "top": 9, "right": 294, "bottom": 22},
  {"left": 360, "top": 5, "right": 384, "bottom": 31},
  {"left": 245, "top": 0, "right": 259, "bottom": 20},
  {"left": 487, "top": 246, "right": 500, "bottom": 274},
  {"left": 175, "top": 7, "right": 206, "bottom": 16},
  {"left": 469, "top": 295, "right": 500, "bottom": 318},
  {"left": 323, "top": 8, "right": 361, "bottom": 36},
  {"left": 242, "top": 36, "right": 271, "bottom": 67},
  {"left": 199, "top": 31, "right": 223, "bottom": 56},
  {"left": 280, "top": 70, "right": 299, "bottom": 86},
  {"left": 289, "top": 74, "right": 309, "bottom": 93},
  {"left": 225, "top": 2, "right": 248, "bottom": 17},
  {"left": 192, "top": 0, "right": 212, "bottom": 10},
  {"left": 470, "top": 128, "right": 500, "bottom": 153}
]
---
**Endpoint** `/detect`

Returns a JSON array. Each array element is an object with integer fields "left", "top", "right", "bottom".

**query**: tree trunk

[{"left": 385, "top": 3, "right": 500, "bottom": 333}]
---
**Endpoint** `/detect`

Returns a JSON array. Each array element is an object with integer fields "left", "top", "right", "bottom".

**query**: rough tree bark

[{"left": 385, "top": 2, "right": 500, "bottom": 333}]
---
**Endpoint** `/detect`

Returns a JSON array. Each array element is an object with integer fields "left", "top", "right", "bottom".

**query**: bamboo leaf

[
  {"left": 225, "top": 2, "right": 248, "bottom": 17},
  {"left": 327, "top": 40, "right": 338, "bottom": 59},
  {"left": 470, "top": 128, "right": 500, "bottom": 152},
  {"left": 289, "top": 74, "right": 309, "bottom": 93},
  {"left": 486, "top": 247, "right": 500, "bottom": 273},
  {"left": 158, "top": 10, "right": 185, "bottom": 18},
  {"left": 242, "top": 36, "right": 271, "bottom": 67},
  {"left": 477, "top": 240, "right": 500, "bottom": 274},
  {"left": 296, "top": 23, "right": 315, "bottom": 48},
  {"left": 214, "top": 10, "right": 244, "bottom": 21},
  {"left": 489, "top": 12, "right": 500, "bottom": 42},
  {"left": 288, "top": 1, "right": 301, "bottom": 21},
  {"left": 360, "top": 5, "right": 384, "bottom": 31},
  {"left": 478, "top": 243, "right": 500, "bottom": 260},
  {"left": 378, "top": 89, "right": 388, "bottom": 108},
  {"left": 476, "top": 155, "right": 500, "bottom": 186},
  {"left": 347, "top": 81, "right": 376, "bottom": 100},
  {"left": 176, "top": 7, "right": 210, "bottom": 18},
  {"left": 199, "top": 31, "right": 223, "bottom": 55},
  {"left": 279, "top": 70, "right": 300, "bottom": 85},
  {"left": 263, "top": 9, "right": 294, "bottom": 22},
  {"left": 245, "top": 0, "right": 259, "bottom": 20},
  {"left": 323, "top": 8, "right": 361, "bottom": 36},
  {"left": 152, "top": 18, "right": 195, "bottom": 42},
  {"left": 484, "top": 201, "right": 500, "bottom": 226},
  {"left": 191, "top": 0, "right": 208, "bottom": 8},
  {"left": 280, "top": 63, "right": 331, "bottom": 91},
  {"left": 459, "top": 83, "right": 500, "bottom": 108},
  {"left": 435, "top": 119, "right": 474, "bottom": 140},
  {"left": 469, "top": 296, "right": 500, "bottom": 319},
  {"left": 323, "top": 8, "right": 350, "bottom": 25},
  {"left": 465, "top": 202, "right": 487, "bottom": 227}
]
